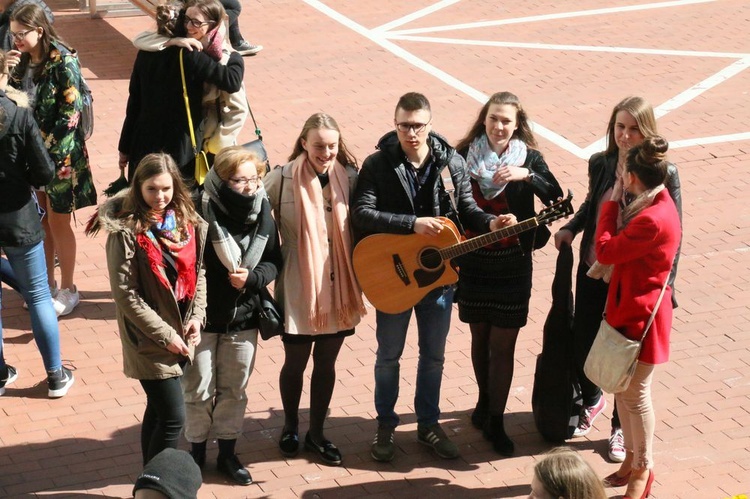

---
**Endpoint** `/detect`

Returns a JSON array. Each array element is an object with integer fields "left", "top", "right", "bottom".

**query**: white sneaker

[
  {"left": 608, "top": 427, "right": 626, "bottom": 462},
  {"left": 54, "top": 287, "right": 80, "bottom": 316}
]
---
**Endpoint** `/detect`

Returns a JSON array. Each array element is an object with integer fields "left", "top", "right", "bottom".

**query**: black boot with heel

[{"left": 483, "top": 415, "right": 514, "bottom": 457}]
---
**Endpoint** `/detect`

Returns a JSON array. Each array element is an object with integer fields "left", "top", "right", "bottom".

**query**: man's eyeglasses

[
  {"left": 184, "top": 15, "right": 213, "bottom": 28},
  {"left": 229, "top": 177, "right": 259, "bottom": 187},
  {"left": 396, "top": 122, "right": 430, "bottom": 134},
  {"left": 10, "top": 29, "right": 36, "bottom": 41}
]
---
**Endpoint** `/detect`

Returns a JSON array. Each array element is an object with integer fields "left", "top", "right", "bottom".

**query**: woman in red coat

[{"left": 593, "top": 135, "right": 681, "bottom": 499}]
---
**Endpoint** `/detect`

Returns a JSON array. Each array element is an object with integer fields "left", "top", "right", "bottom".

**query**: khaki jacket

[{"left": 98, "top": 192, "right": 208, "bottom": 380}]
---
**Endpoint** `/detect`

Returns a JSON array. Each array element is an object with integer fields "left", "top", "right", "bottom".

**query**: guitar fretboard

[{"left": 439, "top": 218, "right": 539, "bottom": 260}]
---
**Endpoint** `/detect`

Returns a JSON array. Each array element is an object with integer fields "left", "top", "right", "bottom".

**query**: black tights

[
  {"left": 470, "top": 323, "right": 520, "bottom": 418},
  {"left": 279, "top": 335, "right": 345, "bottom": 442},
  {"left": 139, "top": 377, "right": 185, "bottom": 465}
]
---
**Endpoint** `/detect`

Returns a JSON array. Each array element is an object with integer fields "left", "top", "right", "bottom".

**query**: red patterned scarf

[{"left": 136, "top": 209, "right": 197, "bottom": 301}]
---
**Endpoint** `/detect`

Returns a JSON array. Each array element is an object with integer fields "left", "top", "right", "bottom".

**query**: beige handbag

[{"left": 584, "top": 277, "right": 669, "bottom": 393}]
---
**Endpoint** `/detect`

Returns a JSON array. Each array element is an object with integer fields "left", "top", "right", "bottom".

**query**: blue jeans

[
  {"left": 374, "top": 286, "right": 455, "bottom": 428},
  {"left": 1, "top": 257, "right": 21, "bottom": 293},
  {"left": 0, "top": 241, "right": 61, "bottom": 372}
]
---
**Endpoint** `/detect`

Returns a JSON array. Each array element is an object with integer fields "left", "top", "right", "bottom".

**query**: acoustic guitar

[{"left": 353, "top": 191, "right": 574, "bottom": 314}]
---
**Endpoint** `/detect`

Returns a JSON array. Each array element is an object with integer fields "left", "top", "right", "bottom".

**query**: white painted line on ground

[
  {"left": 373, "top": 0, "right": 461, "bottom": 33},
  {"left": 387, "top": 0, "right": 714, "bottom": 36},
  {"left": 671, "top": 132, "right": 750, "bottom": 148},
  {"left": 654, "top": 57, "right": 750, "bottom": 118},
  {"left": 306, "top": 0, "right": 744, "bottom": 158},
  {"left": 303, "top": 0, "right": 588, "bottom": 157},
  {"left": 384, "top": 34, "right": 749, "bottom": 59}
]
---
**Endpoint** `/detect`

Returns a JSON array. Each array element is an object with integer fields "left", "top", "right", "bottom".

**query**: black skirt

[{"left": 456, "top": 244, "right": 532, "bottom": 328}]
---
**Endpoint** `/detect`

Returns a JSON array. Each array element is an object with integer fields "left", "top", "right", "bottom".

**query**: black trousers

[
  {"left": 220, "top": 0, "right": 244, "bottom": 46},
  {"left": 139, "top": 377, "right": 185, "bottom": 465},
  {"left": 573, "top": 264, "right": 609, "bottom": 407}
]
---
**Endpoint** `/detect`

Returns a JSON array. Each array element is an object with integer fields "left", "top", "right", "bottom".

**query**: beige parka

[{"left": 98, "top": 191, "right": 208, "bottom": 380}]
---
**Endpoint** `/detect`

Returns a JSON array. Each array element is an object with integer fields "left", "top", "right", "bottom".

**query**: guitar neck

[{"left": 439, "top": 218, "right": 539, "bottom": 260}]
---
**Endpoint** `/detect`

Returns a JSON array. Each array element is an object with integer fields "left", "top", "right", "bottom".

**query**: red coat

[{"left": 595, "top": 190, "right": 681, "bottom": 364}]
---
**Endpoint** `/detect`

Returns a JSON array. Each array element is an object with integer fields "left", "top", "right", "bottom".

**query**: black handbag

[
  {"left": 253, "top": 287, "right": 284, "bottom": 340},
  {"left": 241, "top": 99, "right": 271, "bottom": 173}
]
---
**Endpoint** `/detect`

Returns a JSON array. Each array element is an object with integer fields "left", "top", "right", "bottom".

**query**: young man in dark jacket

[{"left": 351, "top": 92, "right": 514, "bottom": 462}]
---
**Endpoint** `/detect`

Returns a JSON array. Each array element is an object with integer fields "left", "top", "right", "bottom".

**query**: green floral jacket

[{"left": 12, "top": 41, "right": 97, "bottom": 213}]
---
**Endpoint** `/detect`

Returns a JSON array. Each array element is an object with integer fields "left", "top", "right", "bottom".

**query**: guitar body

[
  {"left": 352, "top": 192, "right": 575, "bottom": 315},
  {"left": 353, "top": 217, "right": 461, "bottom": 314}
]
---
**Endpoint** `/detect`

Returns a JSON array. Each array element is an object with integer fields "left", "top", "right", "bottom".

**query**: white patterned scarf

[{"left": 466, "top": 135, "right": 528, "bottom": 200}]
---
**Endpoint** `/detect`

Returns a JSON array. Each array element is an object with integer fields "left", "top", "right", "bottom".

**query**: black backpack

[{"left": 532, "top": 243, "right": 582, "bottom": 442}]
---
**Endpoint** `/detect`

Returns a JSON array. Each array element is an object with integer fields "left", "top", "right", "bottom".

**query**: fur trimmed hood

[
  {"left": 85, "top": 189, "right": 133, "bottom": 236},
  {"left": 4, "top": 87, "right": 30, "bottom": 108}
]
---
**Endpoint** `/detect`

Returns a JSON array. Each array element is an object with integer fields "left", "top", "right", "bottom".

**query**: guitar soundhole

[{"left": 419, "top": 248, "right": 443, "bottom": 270}]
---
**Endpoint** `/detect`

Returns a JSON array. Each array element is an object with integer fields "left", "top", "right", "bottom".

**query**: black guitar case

[{"left": 532, "top": 243, "right": 582, "bottom": 442}]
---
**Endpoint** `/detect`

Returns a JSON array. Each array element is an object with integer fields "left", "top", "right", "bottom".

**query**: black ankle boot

[
  {"left": 471, "top": 395, "right": 489, "bottom": 430},
  {"left": 484, "top": 415, "right": 514, "bottom": 457}
]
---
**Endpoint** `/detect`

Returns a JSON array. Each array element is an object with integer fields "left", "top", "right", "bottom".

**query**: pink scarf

[{"left": 292, "top": 153, "right": 366, "bottom": 332}]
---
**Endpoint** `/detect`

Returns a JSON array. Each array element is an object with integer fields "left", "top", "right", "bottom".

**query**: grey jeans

[{"left": 182, "top": 329, "right": 258, "bottom": 441}]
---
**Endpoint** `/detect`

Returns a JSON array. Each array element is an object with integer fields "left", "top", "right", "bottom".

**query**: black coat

[
  {"left": 352, "top": 131, "right": 494, "bottom": 239},
  {"left": 0, "top": 91, "right": 55, "bottom": 247},
  {"left": 119, "top": 48, "right": 244, "bottom": 181},
  {"left": 458, "top": 147, "right": 563, "bottom": 253},
  {"left": 562, "top": 150, "right": 682, "bottom": 303}
]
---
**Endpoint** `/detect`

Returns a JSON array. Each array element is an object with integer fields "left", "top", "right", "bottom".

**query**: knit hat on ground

[{"left": 133, "top": 448, "right": 202, "bottom": 499}]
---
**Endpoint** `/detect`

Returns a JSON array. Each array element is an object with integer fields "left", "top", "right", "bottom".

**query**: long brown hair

[
  {"left": 123, "top": 153, "right": 199, "bottom": 234},
  {"left": 176, "top": 0, "right": 226, "bottom": 37},
  {"left": 455, "top": 91, "right": 537, "bottom": 153},
  {"left": 10, "top": 4, "right": 70, "bottom": 82},
  {"left": 288, "top": 113, "right": 358, "bottom": 168},
  {"left": 534, "top": 447, "right": 608, "bottom": 499},
  {"left": 604, "top": 96, "right": 659, "bottom": 156}
]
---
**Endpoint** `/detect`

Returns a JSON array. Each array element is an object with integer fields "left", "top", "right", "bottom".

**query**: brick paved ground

[{"left": 1, "top": 1, "right": 749, "bottom": 497}]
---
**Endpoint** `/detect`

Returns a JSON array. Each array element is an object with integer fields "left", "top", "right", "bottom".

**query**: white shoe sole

[{"left": 48, "top": 374, "right": 75, "bottom": 398}]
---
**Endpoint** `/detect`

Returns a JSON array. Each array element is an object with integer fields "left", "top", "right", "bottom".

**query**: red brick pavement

[{"left": 1, "top": 1, "right": 749, "bottom": 497}]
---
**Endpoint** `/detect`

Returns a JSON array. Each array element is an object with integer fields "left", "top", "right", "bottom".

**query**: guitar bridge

[{"left": 392, "top": 255, "right": 410, "bottom": 286}]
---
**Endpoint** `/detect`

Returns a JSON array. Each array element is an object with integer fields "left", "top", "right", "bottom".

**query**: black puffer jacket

[
  {"left": 352, "top": 131, "right": 494, "bottom": 239},
  {"left": 0, "top": 89, "right": 55, "bottom": 247},
  {"left": 562, "top": 150, "right": 683, "bottom": 304}
]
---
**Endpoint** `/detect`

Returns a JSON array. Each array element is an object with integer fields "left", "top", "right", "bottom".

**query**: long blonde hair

[
  {"left": 288, "top": 113, "right": 357, "bottom": 168},
  {"left": 604, "top": 96, "right": 658, "bottom": 156}
]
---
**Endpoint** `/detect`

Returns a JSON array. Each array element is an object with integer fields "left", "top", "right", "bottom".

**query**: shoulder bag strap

[
  {"left": 602, "top": 272, "right": 671, "bottom": 344},
  {"left": 277, "top": 167, "right": 285, "bottom": 216},
  {"left": 439, "top": 166, "right": 466, "bottom": 236},
  {"left": 245, "top": 97, "right": 263, "bottom": 141},
  {"left": 639, "top": 276, "right": 670, "bottom": 342},
  {"left": 179, "top": 49, "right": 199, "bottom": 157}
]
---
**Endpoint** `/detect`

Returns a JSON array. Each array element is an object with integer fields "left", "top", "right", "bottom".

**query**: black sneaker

[
  {"left": 233, "top": 40, "right": 263, "bottom": 56},
  {"left": 0, "top": 365, "right": 18, "bottom": 396},
  {"left": 47, "top": 366, "right": 74, "bottom": 398},
  {"left": 417, "top": 423, "right": 459, "bottom": 459},
  {"left": 370, "top": 425, "right": 395, "bottom": 462},
  {"left": 217, "top": 454, "right": 252, "bottom": 486}
]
